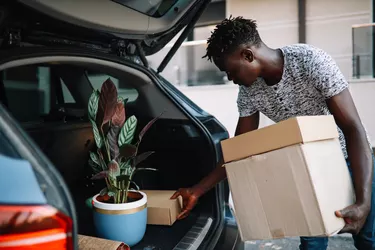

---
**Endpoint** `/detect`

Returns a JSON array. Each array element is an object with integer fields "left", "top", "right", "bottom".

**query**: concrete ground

[{"left": 244, "top": 234, "right": 355, "bottom": 250}]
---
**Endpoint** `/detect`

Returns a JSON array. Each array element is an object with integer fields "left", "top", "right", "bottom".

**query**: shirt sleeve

[
  {"left": 237, "top": 86, "right": 257, "bottom": 117},
  {"left": 308, "top": 48, "right": 349, "bottom": 99}
]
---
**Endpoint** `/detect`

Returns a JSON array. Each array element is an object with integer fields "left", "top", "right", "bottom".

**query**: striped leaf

[
  {"left": 90, "top": 152, "right": 100, "bottom": 165},
  {"left": 120, "top": 160, "right": 131, "bottom": 170},
  {"left": 88, "top": 90, "right": 100, "bottom": 121},
  {"left": 118, "top": 115, "right": 137, "bottom": 147},
  {"left": 90, "top": 120, "right": 102, "bottom": 148},
  {"left": 88, "top": 159, "right": 101, "bottom": 174}
]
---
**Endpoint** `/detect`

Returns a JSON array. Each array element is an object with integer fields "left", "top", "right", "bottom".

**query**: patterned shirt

[{"left": 237, "top": 44, "right": 369, "bottom": 159}]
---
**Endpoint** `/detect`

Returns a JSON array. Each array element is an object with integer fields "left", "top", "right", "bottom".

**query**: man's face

[{"left": 215, "top": 48, "right": 261, "bottom": 87}]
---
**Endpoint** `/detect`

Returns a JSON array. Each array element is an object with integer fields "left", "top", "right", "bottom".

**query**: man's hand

[
  {"left": 170, "top": 187, "right": 202, "bottom": 220},
  {"left": 335, "top": 203, "right": 370, "bottom": 234}
]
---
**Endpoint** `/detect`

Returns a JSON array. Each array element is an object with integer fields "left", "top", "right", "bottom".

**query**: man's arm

[
  {"left": 171, "top": 112, "right": 259, "bottom": 219},
  {"left": 327, "top": 89, "right": 373, "bottom": 234},
  {"left": 192, "top": 112, "right": 260, "bottom": 197}
]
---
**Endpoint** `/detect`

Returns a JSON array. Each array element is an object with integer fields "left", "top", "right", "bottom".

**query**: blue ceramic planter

[{"left": 92, "top": 191, "right": 147, "bottom": 247}]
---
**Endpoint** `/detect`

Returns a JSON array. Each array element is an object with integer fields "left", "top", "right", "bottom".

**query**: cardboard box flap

[{"left": 221, "top": 115, "right": 339, "bottom": 163}]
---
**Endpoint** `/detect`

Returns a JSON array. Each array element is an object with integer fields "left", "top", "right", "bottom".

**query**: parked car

[{"left": 0, "top": 0, "right": 243, "bottom": 249}]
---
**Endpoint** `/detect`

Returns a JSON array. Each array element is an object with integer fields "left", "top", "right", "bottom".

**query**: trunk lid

[{"left": 0, "top": 0, "right": 211, "bottom": 70}]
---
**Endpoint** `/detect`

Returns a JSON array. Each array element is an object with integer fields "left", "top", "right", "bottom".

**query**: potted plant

[{"left": 86, "top": 78, "right": 160, "bottom": 247}]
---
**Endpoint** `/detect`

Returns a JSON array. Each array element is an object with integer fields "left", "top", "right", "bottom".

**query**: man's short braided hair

[{"left": 203, "top": 16, "right": 262, "bottom": 62}]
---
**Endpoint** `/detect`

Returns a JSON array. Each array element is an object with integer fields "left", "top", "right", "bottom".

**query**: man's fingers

[
  {"left": 170, "top": 191, "right": 181, "bottom": 200},
  {"left": 336, "top": 205, "right": 356, "bottom": 219},
  {"left": 177, "top": 210, "right": 189, "bottom": 220},
  {"left": 338, "top": 223, "right": 356, "bottom": 234}
]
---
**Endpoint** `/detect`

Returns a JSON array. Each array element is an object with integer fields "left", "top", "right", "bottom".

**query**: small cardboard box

[
  {"left": 142, "top": 190, "right": 182, "bottom": 226},
  {"left": 221, "top": 115, "right": 355, "bottom": 241}
]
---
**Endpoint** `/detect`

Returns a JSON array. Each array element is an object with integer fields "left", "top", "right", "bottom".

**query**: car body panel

[
  {"left": 0, "top": 103, "right": 78, "bottom": 249},
  {"left": 0, "top": 154, "right": 47, "bottom": 204}
]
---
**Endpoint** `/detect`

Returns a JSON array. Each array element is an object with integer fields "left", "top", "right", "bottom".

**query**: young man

[{"left": 170, "top": 16, "right": 375, "bottom": 249}]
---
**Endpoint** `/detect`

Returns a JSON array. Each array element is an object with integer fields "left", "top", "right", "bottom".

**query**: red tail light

[{"left": 0, "top": 205, "right": 73, "bottom": 250}]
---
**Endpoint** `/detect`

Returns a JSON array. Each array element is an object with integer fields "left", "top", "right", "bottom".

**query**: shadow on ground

[{"left": 243, "top": 236, "right": 355, "bottom": 250}]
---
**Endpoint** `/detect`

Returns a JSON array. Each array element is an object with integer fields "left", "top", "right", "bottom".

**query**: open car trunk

[{"left": 0, "top": 48, "right": 226, "bottom": 250}]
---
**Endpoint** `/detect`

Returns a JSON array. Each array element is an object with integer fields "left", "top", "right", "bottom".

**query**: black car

[{"left": 0, "top": 1, "right": 242, "bottom": 249}]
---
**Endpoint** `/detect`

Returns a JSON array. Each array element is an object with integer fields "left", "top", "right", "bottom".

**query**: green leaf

[
  {"left": 90, "top": 120, "right": 102, "bottom": 148},
  {"left": 120, "top": 160, "right": 131, "bottom": 170},
  {"left": 108, "top": 191, "right": 116, "bottom": 197},
  {"left": 97, "top": 149, "right": 108, "bottom": 171},
  {"left": 130, "top": 181, "right": 140, "bottom": 190},
  {"left": 90, "top": 152, "right": 100, "bottom": 165},
  {"left": 118, "top": 115, "right": 137, "bottom": 147},
  {"left": 88, "top": 159, "right": 101, "bottom": 174},
  {"left": 88, "top": 90, "right": 100, "bottom": 121},
  {"left": 100, "top": 187, "right": 108, "bottom": 196}
]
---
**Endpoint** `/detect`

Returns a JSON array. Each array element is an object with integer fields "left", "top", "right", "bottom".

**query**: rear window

[
  {"left": 86, "top": 71, "right": 139, "bottom": 103},
  {"left": 112, "top": 0, "right": 177, "bottom": 17}
]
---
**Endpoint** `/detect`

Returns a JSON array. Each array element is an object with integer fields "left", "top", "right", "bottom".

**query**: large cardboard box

[
  {"left": 142, "top": 190, "right": 182, "bottom": 226},
  {"left": 221, "top": 115, "right": 355, "bottom": 241}
]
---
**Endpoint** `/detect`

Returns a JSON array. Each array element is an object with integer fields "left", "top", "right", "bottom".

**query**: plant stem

[
  {"left": 104, "top": 178, "right": 110, "bottom": 189},
  {"left": 121, "top": 181, "right": 126, "bottom": 203},
  {"left": 124, "top": 181, "right": 130, "bottom": 204}
]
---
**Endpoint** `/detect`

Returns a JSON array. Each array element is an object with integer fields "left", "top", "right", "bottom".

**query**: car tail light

[{"left": 0, "top": 205, "right": 73, "bottom": 250}]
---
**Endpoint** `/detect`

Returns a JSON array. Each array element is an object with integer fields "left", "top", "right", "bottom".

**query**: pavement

[{"left": 244, "top": 234, "right": 356, "bottom": 250}]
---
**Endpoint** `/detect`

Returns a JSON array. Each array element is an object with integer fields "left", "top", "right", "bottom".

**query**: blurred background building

[{"left": 148, "top": 0, "right": 375, "bottom": 145}]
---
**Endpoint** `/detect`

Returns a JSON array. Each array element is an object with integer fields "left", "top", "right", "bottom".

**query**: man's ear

[{"left": 242, "top": 49, "right": 254, "bottom": 62}]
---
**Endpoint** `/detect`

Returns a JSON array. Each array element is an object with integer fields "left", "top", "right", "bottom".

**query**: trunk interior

[{"left": 0, "top": 56, "right": 220, "bottom": 250}]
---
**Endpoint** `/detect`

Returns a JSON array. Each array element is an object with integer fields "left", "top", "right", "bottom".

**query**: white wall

[
  {"left": 178, "top": 84, "right": 274, "bottom": 137},
  {"left": 306, "top": 0, "right": 371, "bottom": 79},
  {"left": 349, "top": 79, "right": 375, "bottom": 145},
  {"left": 226, "top": 0, "right": 372, "bottom": 80},
  {"left": 178, "top": 81, "right": 375, "bottom": 146},
  {"left": 227, "top": 0, "right": 299, "bottom": 48}
]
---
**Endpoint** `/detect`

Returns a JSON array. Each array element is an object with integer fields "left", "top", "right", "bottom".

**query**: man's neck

[{"left": 257, "top": 45, "right": 284, "bottom": 86}]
